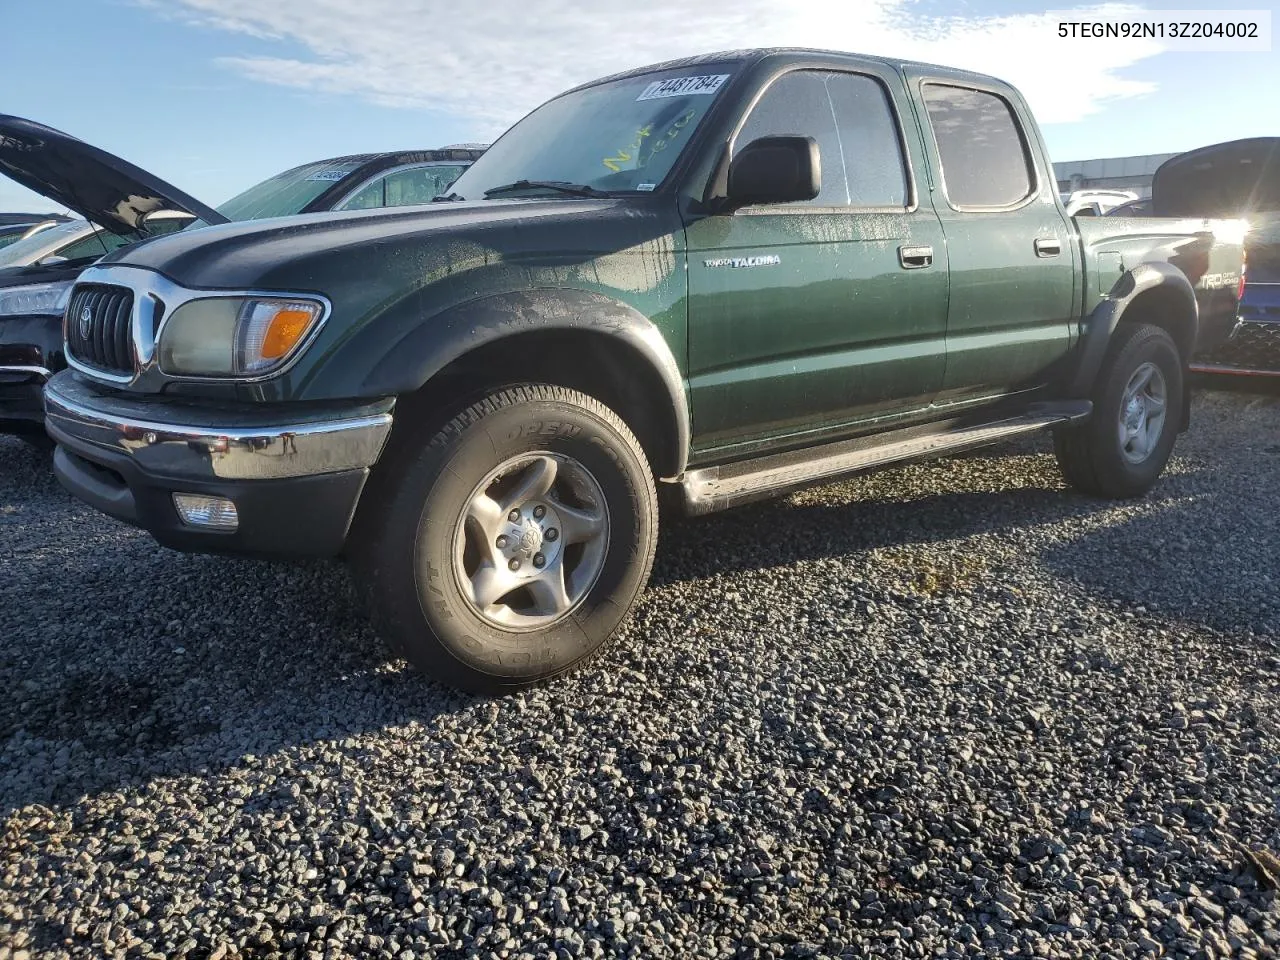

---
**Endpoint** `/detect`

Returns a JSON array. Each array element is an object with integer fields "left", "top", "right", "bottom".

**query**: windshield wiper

[
  {"left": 432, "top": 192, "right": 465, "bottom": 203},
  {"left": 482, "top": 180, "right": 609, "bottom": 199}
]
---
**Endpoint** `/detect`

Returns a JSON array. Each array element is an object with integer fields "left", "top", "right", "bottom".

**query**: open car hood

[
  {"left": 0, "top": 114, "right": 228, "bottom": 236},
  {"left": 1152, "top": 138, "right": 1280, "bottom": 219}
]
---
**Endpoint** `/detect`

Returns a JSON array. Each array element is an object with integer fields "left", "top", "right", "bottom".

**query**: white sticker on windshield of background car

[
  {"left": 636, "top": 74, "right": 730, "bottom": 101},
  {"left": 305, "top": 170, "right": 349, "bottom": 182},
  {"left": 637, "top": 183, "right": 657, "bottom": 191}
]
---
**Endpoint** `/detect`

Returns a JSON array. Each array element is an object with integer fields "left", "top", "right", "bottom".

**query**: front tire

[
  {"left": 354, "top": 384, "right": 658, "bottom": 693},
  {"left": 1054, "top": 323, "right": 1182, "bottom": 499}
]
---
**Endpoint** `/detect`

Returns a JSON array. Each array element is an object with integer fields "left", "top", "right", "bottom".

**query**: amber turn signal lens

[{"left": 260, "top": 308, "right": 317, "bottom": 359}]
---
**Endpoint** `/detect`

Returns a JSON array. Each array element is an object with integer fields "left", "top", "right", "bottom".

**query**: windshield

[
  {"left": 445, "top": 65, "right": 737, "bottom": 199},
  {"left": 0, "top": 220, "right": 92, "bottom": 268},
  {"left": 214, "top": 159, "right": 366, "bottom": 221}
]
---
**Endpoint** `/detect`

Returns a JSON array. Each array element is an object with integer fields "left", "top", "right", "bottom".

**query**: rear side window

[
  {"left": 923, "top": 84, "right": 1034, "bottom": 208},
  {"left": 735, "top": 70, "right": 908, "bottom": 209}
]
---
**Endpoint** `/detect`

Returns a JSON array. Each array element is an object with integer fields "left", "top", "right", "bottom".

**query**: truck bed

[{"left": 1075, "top": 215, "right": 1246, "bottom": 355}]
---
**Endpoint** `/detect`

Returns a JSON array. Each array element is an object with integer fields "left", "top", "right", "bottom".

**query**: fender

[
  {"left": 1067, "top": 261, "right": 1198, "bottom": 426},
  {"left": 360, "top": 287, "right": 691, "bottom": 476}
]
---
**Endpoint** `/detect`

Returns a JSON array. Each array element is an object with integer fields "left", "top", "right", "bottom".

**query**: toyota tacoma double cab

[{"left": 43, "top": 49, "right": 1244, "bottom": 692}]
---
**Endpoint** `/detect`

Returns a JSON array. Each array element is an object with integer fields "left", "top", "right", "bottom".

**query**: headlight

[
  {"left": 0, "top": 281, "right": 73, "bottom": 317},
  {"left": 157, "top": 296, "right": 326, "bottom": 377}
]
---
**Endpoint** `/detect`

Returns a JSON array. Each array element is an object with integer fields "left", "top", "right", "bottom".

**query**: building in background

[{"left": 1053, "top": 153, "right": 1180, "bottom": 199}]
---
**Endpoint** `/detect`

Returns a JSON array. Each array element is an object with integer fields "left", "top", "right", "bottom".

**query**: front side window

[
  {"left": 55, "top": 228, "right": 133, "bottom": 261},
  {"left": 444, "top": 66, "right": 737, "bottom": 199},
  {"left": 384, "top": 165, "right": 468, "bottom": 206},
  {"left": 826, "top": 74, "right": 908, "bottom": 208},
  {"left": 337, "top": 164, "right": 471, "bottom": 211},
  {"left": 923, "top": 84, "right": 1034, "bottom": 208},
  {"left": 734, "top": 72, "right": 842, "bottom": 206},
  {"left": 735, "top": 70, "right": 908, "bottom": 209}
]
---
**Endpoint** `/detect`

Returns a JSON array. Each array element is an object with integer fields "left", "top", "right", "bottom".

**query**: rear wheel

[
  {"left": 1054, "top": 323, "right": 1182, "bottom": 498},
  {"left": 353, "top": 384, "right": 658, "bottom": 693}
]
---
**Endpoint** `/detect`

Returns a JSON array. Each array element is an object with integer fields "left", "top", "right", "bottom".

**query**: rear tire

[
  {"left": 1054, "top": 323, "right": 1182, "bottom": 499},
  {"left": 352, "top": 384, "right": 658, "bottom": 693}
]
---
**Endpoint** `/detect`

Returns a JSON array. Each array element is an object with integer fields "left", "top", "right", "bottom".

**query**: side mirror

[
  {"left": 37, "top": 254, "right": 68, "bottom": 266},
  {"left": 726, "top": 136, "right": 820, "bottom": 208}
]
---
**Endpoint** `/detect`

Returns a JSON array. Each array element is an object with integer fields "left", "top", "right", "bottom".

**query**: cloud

[{"left": 155, "top": 0, "right": 1162, "bottom": 135}]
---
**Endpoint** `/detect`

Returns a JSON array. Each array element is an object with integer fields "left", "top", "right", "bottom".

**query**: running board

[{"left": 681, "top": 401, "right": 1092, "bottom": 516}]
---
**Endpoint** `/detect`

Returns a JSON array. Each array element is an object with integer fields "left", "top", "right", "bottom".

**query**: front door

[
  {"left": 684, "top": 67, "right": 950, "bottom": 456},
  {"left": 911, "top": 77, "right": 1079, "bottom": 403}
]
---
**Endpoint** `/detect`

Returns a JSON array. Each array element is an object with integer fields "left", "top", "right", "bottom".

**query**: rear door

[
  {"left": 684, "top": 65, "right": 949, "bottom": 454},
  {"left": 906, "top": 76, "right": 1079, "bottom": 403}
]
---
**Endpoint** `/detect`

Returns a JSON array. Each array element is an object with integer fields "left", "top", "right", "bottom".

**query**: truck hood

[
  {"left": 1152, "top": 138, "right": 1280, "bottom": 218},
  {"left": 102, "top": 196, "right": 669, "bottom": 289},
  {"left": 0, "top": 114, "right": 228, "bottom": 237}
]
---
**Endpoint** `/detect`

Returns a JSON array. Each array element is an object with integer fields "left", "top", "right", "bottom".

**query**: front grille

[
  {"left": 66, "top": 284, "right": 135, "bottom": 376},
  {"left": 1197, "top": 320, "right": 1280, "bottom": 372}
]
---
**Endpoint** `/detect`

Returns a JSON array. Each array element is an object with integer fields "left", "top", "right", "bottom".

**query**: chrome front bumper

[
  {"left": 42, "top": 370, "right": 395, "bottom": 557},
  {"left": 44, "top": 371, "right": 394, "bottom": 481}
]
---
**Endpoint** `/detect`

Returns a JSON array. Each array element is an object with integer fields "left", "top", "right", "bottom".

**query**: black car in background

[
  {"left": 1151, "top": 137, "right": 1280, "bottom": 376},
  {"left": 0, "top": 114, "right": 484, "bottom": 441}
]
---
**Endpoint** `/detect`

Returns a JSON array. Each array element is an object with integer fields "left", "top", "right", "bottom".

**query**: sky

[{"left": 1, "top": 0, "right": 1276, "bottom": 214}]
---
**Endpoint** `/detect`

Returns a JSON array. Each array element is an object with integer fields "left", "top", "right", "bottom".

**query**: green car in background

[{"left": 0, "top": 112, "right": 485, "bottom": 438}]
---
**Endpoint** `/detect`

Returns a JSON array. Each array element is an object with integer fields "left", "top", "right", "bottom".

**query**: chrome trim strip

[
  {"left": 44, "top": 373, "right": 393, "bottom": 481},
  {"left": 63, "top": 264, "right": 333, "bottom": 390},
  {"left": 66, "top": 354, "right": 133, "bottom": 383},
  {"left": 1189, "top": 363, "right": 1280, "bottom": 377},
  {"left": 0, "top": 364, "right": 52, "bottom": 379}
]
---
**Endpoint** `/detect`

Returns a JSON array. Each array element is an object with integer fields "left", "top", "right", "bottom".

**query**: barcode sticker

[{"left": 636, "top": 74, "right": 730, "bottom": 101}]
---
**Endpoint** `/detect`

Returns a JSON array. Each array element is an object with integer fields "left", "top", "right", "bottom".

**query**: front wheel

[
  {"left": 1054, "top": 323, "right": 1183, "bottom": 499},
  {"left": 353, "top": 384, "right": 658, "bottom": 693}
]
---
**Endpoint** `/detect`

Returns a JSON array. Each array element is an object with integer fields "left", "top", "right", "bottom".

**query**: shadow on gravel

[
  {"left": 1, "top": 437, "right": 475, "bottom": 815},
  {"left": 1192, "top": 372, "right": 1280, "bottom": 397},
  {"left": 1, "top": 385, "right": 1272, "bottom": 816},
  {"left": 653, "top": 482, "right": 1099, "bottom": 587},
  {"left": 0, "top": 441, "right": 1095, "bottom": 815}
]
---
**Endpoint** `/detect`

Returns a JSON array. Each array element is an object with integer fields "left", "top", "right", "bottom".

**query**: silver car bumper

[{"left": 43, "top": 371, "right": 394, "bottom": 481}]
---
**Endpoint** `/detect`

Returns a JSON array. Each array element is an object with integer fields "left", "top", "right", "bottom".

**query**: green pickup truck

[{"left": 43, "top": 49, "right": 1244, "bottom": 692}]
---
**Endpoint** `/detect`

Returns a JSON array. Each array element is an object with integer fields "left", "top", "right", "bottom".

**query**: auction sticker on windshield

[{"left": 636, "top": 74, "right": 730, "bottom": 101}]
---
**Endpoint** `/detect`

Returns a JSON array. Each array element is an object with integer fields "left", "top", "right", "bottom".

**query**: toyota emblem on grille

[{"left": 78, "top": 305, "right": 93, "bottom": 340}]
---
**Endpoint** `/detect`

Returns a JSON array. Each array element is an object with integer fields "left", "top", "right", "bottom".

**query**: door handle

[
  {"left": 898, "top": 244, "right": 933, "bottom": 269},
  {"left": 1034, "top": 237, "right": 1062, "bottom": 257}
]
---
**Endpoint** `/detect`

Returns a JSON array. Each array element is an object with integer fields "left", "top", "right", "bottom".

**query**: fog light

[{"left": 172, "top": 493, "right": 239, "bottom": 531}]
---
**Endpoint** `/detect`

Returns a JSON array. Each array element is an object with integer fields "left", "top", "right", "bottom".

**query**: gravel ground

[{"left": 1, "top": 384, "right": 1279, "bottom": 960}]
